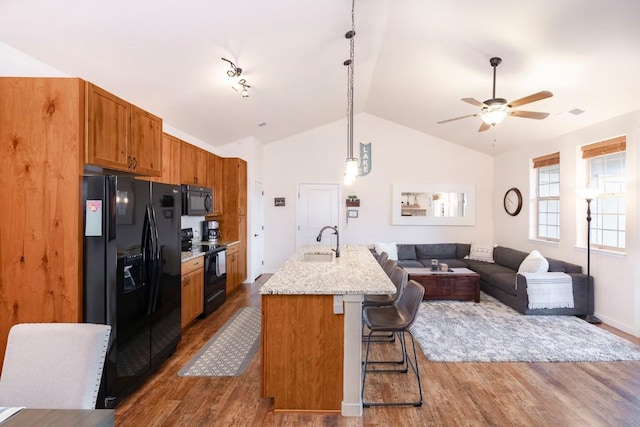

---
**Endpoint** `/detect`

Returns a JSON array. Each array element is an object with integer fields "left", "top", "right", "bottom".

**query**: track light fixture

[{"left": 221, "top": 57, "right": 242, "bottom": 77}]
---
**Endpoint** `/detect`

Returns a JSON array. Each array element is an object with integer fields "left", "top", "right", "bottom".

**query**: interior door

[
  {"left": 252, "top": 180, "right": 265, "bottom": 280},
  {"left": 296, "top": 183, "right": 340, "bottom": 248}
]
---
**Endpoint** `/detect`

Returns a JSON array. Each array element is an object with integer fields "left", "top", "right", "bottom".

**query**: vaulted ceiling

[{"left": 2, "top": 0, "right": 640, "bottom": 155}]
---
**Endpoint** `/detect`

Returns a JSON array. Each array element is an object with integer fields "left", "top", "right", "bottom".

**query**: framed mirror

[{"left": 391, "top": 184, "right": 475, "bottom": 225}]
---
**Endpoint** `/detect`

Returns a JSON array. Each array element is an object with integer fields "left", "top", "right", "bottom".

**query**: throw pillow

[
  {"left": 374, "top": 242, "right": 398, "bottom": 261},
  {"left": 517, "top": 250, "right": 549, "bottom": 273},
  {"left": 465, "top": 242, "right": 496, "bottom": 263}
]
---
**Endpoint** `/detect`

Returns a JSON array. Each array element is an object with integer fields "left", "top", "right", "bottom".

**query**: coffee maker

[{"left": 202, "top": 220, "right": 221, "bottom": 243}]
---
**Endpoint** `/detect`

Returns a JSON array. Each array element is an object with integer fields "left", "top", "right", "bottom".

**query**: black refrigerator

[{"left": 83, "top": 176, "right": 182, "bottom": 409}]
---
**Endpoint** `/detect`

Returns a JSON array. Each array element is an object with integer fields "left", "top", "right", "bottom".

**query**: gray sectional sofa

[{"left": 378, "top": 243, "right": 592, "bottom": 316}]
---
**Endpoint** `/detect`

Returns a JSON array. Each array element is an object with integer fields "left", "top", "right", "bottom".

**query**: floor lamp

[{"left": 584, "top": 192, "right": 602, "bottom": 324}]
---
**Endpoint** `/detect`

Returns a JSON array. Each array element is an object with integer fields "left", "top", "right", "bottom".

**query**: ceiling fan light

[{"left": 481, "top": 110, "right": 507, "bottom": 125}]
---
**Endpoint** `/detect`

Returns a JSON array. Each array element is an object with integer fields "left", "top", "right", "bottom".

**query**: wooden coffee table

[{"left": 405, "top": 267, "right": 480, "bottom": 303}]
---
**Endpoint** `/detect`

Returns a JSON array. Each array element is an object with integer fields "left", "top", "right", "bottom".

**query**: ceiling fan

[{"left": 437, "top": 57, "right": 553, "bottom": 132}]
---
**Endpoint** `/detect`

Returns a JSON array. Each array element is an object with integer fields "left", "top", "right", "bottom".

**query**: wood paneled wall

[{"left": 0, "top": 78, "right": 84, "bottom": 366}]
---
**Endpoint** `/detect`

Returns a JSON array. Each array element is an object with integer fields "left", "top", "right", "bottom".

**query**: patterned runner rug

[
  {"left": 178, "top": 307, "right": 261, "bottom": 376},
  {"left": 411, "top": 292, "right": 640, "bottom": 362}
]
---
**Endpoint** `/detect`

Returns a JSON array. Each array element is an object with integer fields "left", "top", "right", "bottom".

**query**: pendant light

[{"left": 343, "top": 0, "right": 358, "bottom": 185}]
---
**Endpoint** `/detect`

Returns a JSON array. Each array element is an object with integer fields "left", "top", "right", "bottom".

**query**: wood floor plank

[{"left": 115, "top": 275, "right": 640, "bottom": 426}]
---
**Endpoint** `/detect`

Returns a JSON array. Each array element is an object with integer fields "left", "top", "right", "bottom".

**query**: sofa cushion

[
  {"left": 518, "top": 250, "right": 549, "bottom": 273},
  {"left": 456, "top": 243, "right": 471, "bottom": 259},
  {"left": 465, "top": 242, "right": 496, "bottom": 263},
  {"left": 489, "top": 272, "right": 518, "bottom": 297},
  {"left": 415, "top": 244, "right": 457, "bottom": 260},
  {"left": 493, "top": 246, "right": 528, "bottom": 271},
  {"left": 469, "top": 262, "right": 515, "bottom": 282},
  {"left": 397, "top": 244, "right": 417, "bottom": 260},
  {"left": 374, "top": 242, "right": 398, "bottom": 260}
]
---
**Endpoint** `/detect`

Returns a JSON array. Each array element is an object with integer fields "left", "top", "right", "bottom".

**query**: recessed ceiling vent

[{"left": 569, "top": 108, "right": 585, "bottom": 115}]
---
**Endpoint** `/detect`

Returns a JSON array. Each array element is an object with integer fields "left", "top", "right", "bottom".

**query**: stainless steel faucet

[{"left": 316, "top": 225, "right": 340, "bottom": 258}]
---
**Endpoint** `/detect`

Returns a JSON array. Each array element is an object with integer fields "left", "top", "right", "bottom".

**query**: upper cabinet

[
  {"left": 86, "top": 83, "right": 162, "bottom": 176},
  {"left": 207, "top": 153, "right": 224, "bottom": 216},
  {"left": 223, "top": 158, "right": 247, "bottom": 217},
  {"left": 148, "top": 133, "right": 181, "bottom": 185},
  {"left": 180, "top": 141, "right": 208, "bottom": 186}
]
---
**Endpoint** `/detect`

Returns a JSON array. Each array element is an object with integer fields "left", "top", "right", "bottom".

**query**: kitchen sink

[{"left": 302, "top": 252, "right": 333, "bottom": 262}]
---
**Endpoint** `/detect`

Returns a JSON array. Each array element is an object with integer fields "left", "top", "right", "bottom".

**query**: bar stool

[
  {"left": 382, "top": 258, "right": 397, "bottom": 278},
  {"left": 362, "top": 280, "right": 425, "bottom": 407},
  {"left": 362, "top": 265, "right": 406, "bottom": 343},
  {"left": 363, "top": 265, "right": 405, "bottom": 308},
  {"left": 377, "top": 251, "right": 389, "bottom": 267}
]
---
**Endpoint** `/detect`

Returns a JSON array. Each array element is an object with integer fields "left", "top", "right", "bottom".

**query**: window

[
  {"left": 582, "top": 136, "right": 626, "bottom": 251},
  {"left": 533, "top": 152, "right": 560, "bottom": 242}
]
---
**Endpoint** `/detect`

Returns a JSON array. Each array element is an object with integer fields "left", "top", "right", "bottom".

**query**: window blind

[
  {"left": 532, "top": 152, "right": 559, "bottom": 168},
  {"left": 581, "top": 136, "right": 626, "bottom": 159}
]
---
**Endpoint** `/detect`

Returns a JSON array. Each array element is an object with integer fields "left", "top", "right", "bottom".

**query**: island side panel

[{"left": 262, "top": 294, "right": 344, "bottom": 412}]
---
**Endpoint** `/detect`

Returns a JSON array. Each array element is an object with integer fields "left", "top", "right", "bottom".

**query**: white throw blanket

[{"left": 520, "top": 272, "right": 574, "bottom": 309}]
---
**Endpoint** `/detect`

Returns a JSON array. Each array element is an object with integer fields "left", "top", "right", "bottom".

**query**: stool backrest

[
  {"left": 389, "top": 267, "right": 408, "bottom": 301},
  {"left": 397, "top": 280, "right": 425, "bottom": 329},
  {"left": 382, "top": 259, "right": 397, "bottom": 278},
  {"left": 377, "top": 251, "right": 389, "bottom": 266}
]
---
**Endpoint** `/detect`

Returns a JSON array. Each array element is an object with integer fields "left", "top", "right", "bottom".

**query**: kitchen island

[{"left": 259, "top": 245, "right": 395, "bottom": 416}]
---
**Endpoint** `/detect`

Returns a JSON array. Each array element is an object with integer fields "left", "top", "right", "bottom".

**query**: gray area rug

[
  {"left": 411, "top": 292, "right": 640, "bottom": 362},
  {"left": 178, "top": 307, "right": 261, "bottom": 376}
]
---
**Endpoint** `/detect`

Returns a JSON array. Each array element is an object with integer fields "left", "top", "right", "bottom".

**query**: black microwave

[{"left": 182, "top": 185, "right": 213, "bottom": 216}]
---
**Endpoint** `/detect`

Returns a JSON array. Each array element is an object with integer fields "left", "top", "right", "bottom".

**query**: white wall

[
  {"left": 0, "top": 41, "right": 67, "bottom": 76},
  {"left": 493, "top": 111, "right": 640, "bottom": 336},
  {"left": 263, "top": 113, "right": 495, "bottom": 272}
]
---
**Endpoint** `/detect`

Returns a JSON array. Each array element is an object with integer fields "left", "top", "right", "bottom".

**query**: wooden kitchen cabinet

[
  {"left": 180, "top": 141, "right": 208, "bottom": 185},
  {"left": 148, "top": 133, "right": 181, "bottom": 185},
  {"left": 206, "top": 153, "right": 225, "bottom": 216},
  {"left": 262, "top": 294, "right": 344, "bottom": 411},
  {"left": 223, "top": 158, "right": 247, "bottom": 216},
  {"left": 226, "top": 244, "right": 241, "bottom": 294},
  {"left": 238, "top": 216, "right": 247, "bottom": 284},
  {"left": 0, "top": 77, "right": 85, "bottom": 367},
  {"left": 181, "top": 257, "right": 204, "bottom": 328},
  {"left": 86, "top": 82, "right": 162, "bottom": 176},
  {"left": 219, "top": 157, "right": 247, "bottom": 288}
]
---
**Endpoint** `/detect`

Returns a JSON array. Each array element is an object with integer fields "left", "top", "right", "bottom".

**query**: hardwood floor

[{"left": 116, "top": 275, "right": 640, "bottom": 426}]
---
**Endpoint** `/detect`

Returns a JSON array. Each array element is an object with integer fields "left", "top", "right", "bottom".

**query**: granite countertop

[
  {"left": 181, "top": 251, "right": 205, "bottom": 262},
  {"left": 259, "top": 244, "right": 396, "bottom": 295}
]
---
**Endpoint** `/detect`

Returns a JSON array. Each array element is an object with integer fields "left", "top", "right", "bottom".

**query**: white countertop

[{"left": 259, "top": 244, "right": 396, "bottom": 295}]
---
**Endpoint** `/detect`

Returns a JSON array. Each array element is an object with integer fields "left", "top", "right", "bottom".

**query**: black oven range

[{"left": 181, "top": 228, "right": 227, "bottom": 318}]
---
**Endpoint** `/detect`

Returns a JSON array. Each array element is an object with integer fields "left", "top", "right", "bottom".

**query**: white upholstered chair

[{"left": 0, "top": 323, "right": 111, "bottom": 409}]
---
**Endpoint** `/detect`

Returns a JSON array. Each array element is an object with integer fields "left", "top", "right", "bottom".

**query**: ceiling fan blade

[
  {"left": 437, "top": 114, "right": 477, "bottom": 124},
  {"left": 510, "top": 110, "right": 550, "bottom": 120},
  {"left": 462, "top": 98, "right": 486, "bottom": 107},
  {"left": 508, "top": 90, "right": 553, "bottom": 108},
  {"left": 478, "top": 121, "right": 491, "bottom": 132}
]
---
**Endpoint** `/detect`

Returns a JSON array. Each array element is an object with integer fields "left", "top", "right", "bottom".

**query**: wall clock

[{"left": 503, "top": 187, "right": 523, "bottom": 216}]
